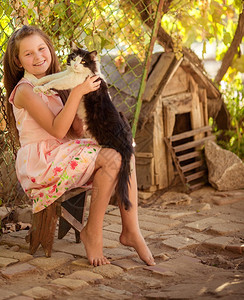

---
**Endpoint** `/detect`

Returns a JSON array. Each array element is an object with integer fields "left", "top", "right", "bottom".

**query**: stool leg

[
  {"left": 41, "top": 202, "right": 58, "bottom": 257},
  {"left": 75, "top": 229, "right": 81, "bottom": 243},
  {"left": 28, "top": 210, "right": 43, "bottom": 255},
  {"left": 29, "top": 202, "right": 58, "bottom": 257}
]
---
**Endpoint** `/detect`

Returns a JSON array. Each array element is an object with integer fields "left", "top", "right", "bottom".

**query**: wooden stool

[{"left": 26, "top": 188, "right": 89, "bottom": 257}]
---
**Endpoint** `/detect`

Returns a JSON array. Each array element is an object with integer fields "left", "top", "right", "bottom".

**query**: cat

[{"left": 33, "top": 45, "right": 134, "bottom": 210}]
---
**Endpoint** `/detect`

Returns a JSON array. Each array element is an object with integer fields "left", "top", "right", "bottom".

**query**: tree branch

[
  {"left": 130, "top": 0, "right": 204, "bottom": 67},
  {"left": 214, "top": 7, "right": 244, "bottom": 85}
]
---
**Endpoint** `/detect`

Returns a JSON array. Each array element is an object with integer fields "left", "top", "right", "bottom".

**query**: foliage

[
  {"left": 161, "top": 0, "right": 243, "bottom": 158},
  {"left": 1, "top": 1, "right": 243, "bottom": 77},
  {"left": 0, "top": 0, "right": 243, "bottom": 159},
  {"left": 0, "top": 0, "right": 152, "bottom": 64},
  {"left": 163, "top": 0, "right": 243, "bottom": 74},
  {"left": 214, "top": 76, "right": 244, "bottom": 159}
]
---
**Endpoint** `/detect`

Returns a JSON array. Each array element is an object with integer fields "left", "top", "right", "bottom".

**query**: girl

[{"left": 3, "top": 25, "right": 155, "bottom": 267}]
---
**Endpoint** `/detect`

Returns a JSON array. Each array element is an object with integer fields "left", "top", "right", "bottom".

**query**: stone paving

[{"left": 0, "top": 187, "right": 243, "bottom": 299}]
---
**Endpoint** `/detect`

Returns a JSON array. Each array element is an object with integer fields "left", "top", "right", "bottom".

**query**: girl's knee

[
  {"left": 97, "top": 148, "right": 122, "bottom": 170},
  {"left": 107, "top": 149, "right": 122, "bottom": 170}
]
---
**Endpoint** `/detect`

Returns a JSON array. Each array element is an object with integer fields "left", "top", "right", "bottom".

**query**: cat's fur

[{"left": 33, "top": 46, "right": 134, "bottom": 210}]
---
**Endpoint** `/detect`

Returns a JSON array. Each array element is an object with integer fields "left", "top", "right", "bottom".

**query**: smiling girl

[{"left": 3, "top": 25, "right": 155, "bottom": 267}]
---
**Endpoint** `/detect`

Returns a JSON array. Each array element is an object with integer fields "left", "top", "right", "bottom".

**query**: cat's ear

[
  {"left": 71, "top": 42, "right": 79, "bottom": 51},
  {"left": 89, "top": 51, "right": 98, "bottom": 61}
]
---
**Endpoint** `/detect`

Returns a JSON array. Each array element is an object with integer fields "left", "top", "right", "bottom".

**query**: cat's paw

[
  {"left": 33, "top": 86, "right": 55, "bottom": 95},
  {"left": 44, "top": 89, "right": 56, "bottom": 96}
]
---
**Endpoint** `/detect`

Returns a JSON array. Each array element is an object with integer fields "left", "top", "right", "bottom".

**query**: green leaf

[{"left": 223, "top": 32, "right": 232, "bottom": 45}]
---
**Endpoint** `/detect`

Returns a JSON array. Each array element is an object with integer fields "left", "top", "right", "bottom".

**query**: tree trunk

[{"left": 214, "top": 8, "right": 244, "bottom": 85}]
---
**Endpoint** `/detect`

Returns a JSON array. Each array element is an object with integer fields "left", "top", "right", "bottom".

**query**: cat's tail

[{"left": 115, "top": 154, "right": 132, "bottom": 210}]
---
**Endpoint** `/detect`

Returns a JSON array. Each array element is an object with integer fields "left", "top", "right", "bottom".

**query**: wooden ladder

[{"left": 164, "top": 126, "right": 215, "bottom": 192}]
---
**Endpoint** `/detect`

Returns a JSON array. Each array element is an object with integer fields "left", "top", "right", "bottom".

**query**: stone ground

[{"left": 0, "top": 185, "right": 243, "bottom": 299}]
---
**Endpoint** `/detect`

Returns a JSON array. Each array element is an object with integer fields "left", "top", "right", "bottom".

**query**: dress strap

[{"left": 9, "top": 78, "right": 34, "bottom": 105}]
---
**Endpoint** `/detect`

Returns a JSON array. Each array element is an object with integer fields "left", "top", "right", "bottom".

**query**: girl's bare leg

[
  {"left": 119, "top": 156, "right": 155, "bottom": 266},
  {"left": 80, "top": 148, "right": 121, "bottom": 266}
]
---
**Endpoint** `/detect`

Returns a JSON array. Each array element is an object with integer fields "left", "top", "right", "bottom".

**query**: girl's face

[{"left": 18, "top": 34, "right": 52, "bottom": 78}]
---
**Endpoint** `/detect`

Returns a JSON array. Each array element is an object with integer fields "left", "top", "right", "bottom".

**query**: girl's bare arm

[{"left": 14, "top": 76, "right": 100, "bottom": 139}]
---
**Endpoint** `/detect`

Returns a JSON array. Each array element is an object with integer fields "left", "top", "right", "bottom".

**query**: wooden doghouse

[{"left": 101, "top": 52, "right": 223, "bottom": 192}]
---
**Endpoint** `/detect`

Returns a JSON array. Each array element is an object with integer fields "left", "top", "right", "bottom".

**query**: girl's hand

[{"left": 74, "top": 75, "right": 101, "bottom": 96}]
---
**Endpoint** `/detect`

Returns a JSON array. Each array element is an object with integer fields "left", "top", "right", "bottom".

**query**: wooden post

[
  {"left": 153, "top": 98, "right": 168, "bottom": 189},
  {"left": 189, "top": 76, "right": 203, "bottom": 140},
  {"left": 163, "top": 105, "right": 176, "bottom": 185},
  {"left": 199, "top": 88, "right": 209, "bottom": 127}
]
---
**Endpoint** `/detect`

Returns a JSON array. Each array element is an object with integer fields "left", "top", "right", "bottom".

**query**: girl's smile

[{"left": 18, "top": 34, "right": 52, "bottom": 78}]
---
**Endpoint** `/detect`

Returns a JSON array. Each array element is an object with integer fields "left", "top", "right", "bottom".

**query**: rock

[
  {"left": 205, "top": 140, "right": 244, "bottom": 191},
  {"left": 0, "top": 206, "right": 10, "bottom": 220},
  {"left": 159, "top": 191, "right": 192, "bottom": 207},
  {"left": 14, "top": 206, "right": 33, "bottom": 223}
]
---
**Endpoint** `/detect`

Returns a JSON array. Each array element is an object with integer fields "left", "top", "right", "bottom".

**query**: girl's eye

[{"left": 25, "top": 53, "right": 31, "bottom": 56}]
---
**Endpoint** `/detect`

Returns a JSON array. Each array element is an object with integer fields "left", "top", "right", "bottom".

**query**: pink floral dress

[{"left": 9, "top": 78, "right": 100, "bottom": 213}]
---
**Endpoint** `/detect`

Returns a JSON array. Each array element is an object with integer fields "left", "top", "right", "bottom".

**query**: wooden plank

[
  {"left": 181, "top": 160, "right": 204, "bottom": 172},
  {"left": 169, "top": 126, "right": 212, "bottom": 142},
  {"left": 143, "top": 52, "right": 175, "bottom": 101},
  {"left": 135, "top": 155, "right": 155, "bottom": 190},
  {"left": 161, "top": 92, "right": 192, "bottom": 104},
  {"left": 162, "top": 66, "right": 188, "bottom": 97},
  {"left": 164, "top": 126, "right": 214, "bottom": 192},
  {"left": 173, "top": 135, "right": 215, "bottom": 153},
  {"left": 177, "top": 151, "right": 202, "bottom": 162},
  {"left": 135, "top": 152, "right": 153, "bottom": 158},
  {"left": 153, "top": 100, "right": 168, "bottom": 189},
  {"left": 164, "top": 137, "right": 187, "bottom": 186},
  {"left": 199, "top": 88, "right": 209, "bottom": 127},
  {"left": 185, "top": 170, "right": 206, "bottom": 182},
  {"left": 163, "top": 105, "right": 176, "bottom": 185},
  {"left": 61, "top": 207, "right": 84, "bottom": 233},
  {"left": 162, "top": 94, "right": 192, "bottom": 115},
  {"left": 189, "top": 76, "right": 204, "bottom": 139},
  {"left": 189, "top": 181, "right": 206, "bottom": 191}
]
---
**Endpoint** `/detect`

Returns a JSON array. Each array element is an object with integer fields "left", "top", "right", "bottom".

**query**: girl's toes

[
  {"left": 147, "top": 256, "right": 156, "bottom": 266},
  {"left": 102, "top": 257, "right": 110, "bottom": 265},
  {"left": 97, "top": 258, "right": 103, "bottom": 266}
]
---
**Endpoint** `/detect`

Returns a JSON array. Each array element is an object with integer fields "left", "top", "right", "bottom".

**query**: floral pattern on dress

[{"left": 25, "top": 140, "right": 100, "bottom": 212}]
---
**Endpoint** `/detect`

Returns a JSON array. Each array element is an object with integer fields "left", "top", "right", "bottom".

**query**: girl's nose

[{"left": 34, "top": 51, "right": 42, "bottom": 59}]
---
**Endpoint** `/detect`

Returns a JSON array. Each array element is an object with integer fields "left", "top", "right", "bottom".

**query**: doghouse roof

[
  {"left": 100, "top": 52, "right": 222, "bottom": 124},
  {"left": 101, "top": 52, "right": 220, "bottom": 100}
]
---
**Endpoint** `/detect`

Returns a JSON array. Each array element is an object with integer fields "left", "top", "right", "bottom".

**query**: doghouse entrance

[
  {"left": 172, "top": 113, "right": 193, "bottom": 168},
  {"left": 173, "top": 112, "right": 192, "bottom": 136}
]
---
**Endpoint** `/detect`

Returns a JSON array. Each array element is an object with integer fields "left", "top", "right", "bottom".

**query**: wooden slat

[
  {"left": 164, "top": 137, "right": 187, "bottom": 185},
  {"left": 177, "top": 151, "right": 201, "bottom": 162},
  {"left": 181, "top": 160, "right": 204, "bottom": 172},
  {"left": 189, "top": 181, "right": 206, "bottom": 191},
  {"left": 169, "top": 126, "right": 212, "bottom": 142},
  {"left": 61, "top": 207, "right": 84, "bottom": 232},
  {"left": 173, "top": 135, "right": 215, "bottom": 153},
  {"left": 185, "top": 170, "right": 206, "bottom": 182},
  {"left": 164, "top": 126, "right": 214, "bottom": 192}
]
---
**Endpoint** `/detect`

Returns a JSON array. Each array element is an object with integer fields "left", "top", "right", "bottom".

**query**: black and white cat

[{"left": 32, "top": 45, "right": 134, "bottom": 210}]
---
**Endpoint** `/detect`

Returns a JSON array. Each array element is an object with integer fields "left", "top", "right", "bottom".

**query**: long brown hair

[{"left": 3, "top": 25, "right": 61, "bottom": 144}]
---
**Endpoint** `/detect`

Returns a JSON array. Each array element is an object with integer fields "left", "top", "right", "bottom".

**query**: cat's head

[{"left": 67, "top": 44, "right": 99, "bottom": 74}]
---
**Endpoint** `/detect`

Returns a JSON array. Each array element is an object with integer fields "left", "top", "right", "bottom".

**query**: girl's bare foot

[
  {"left": 80, "top": 226, "right": 110, "bottom": 267},
  {"left": 119, "top": 231, "right": 155, "bottom": 266}
]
